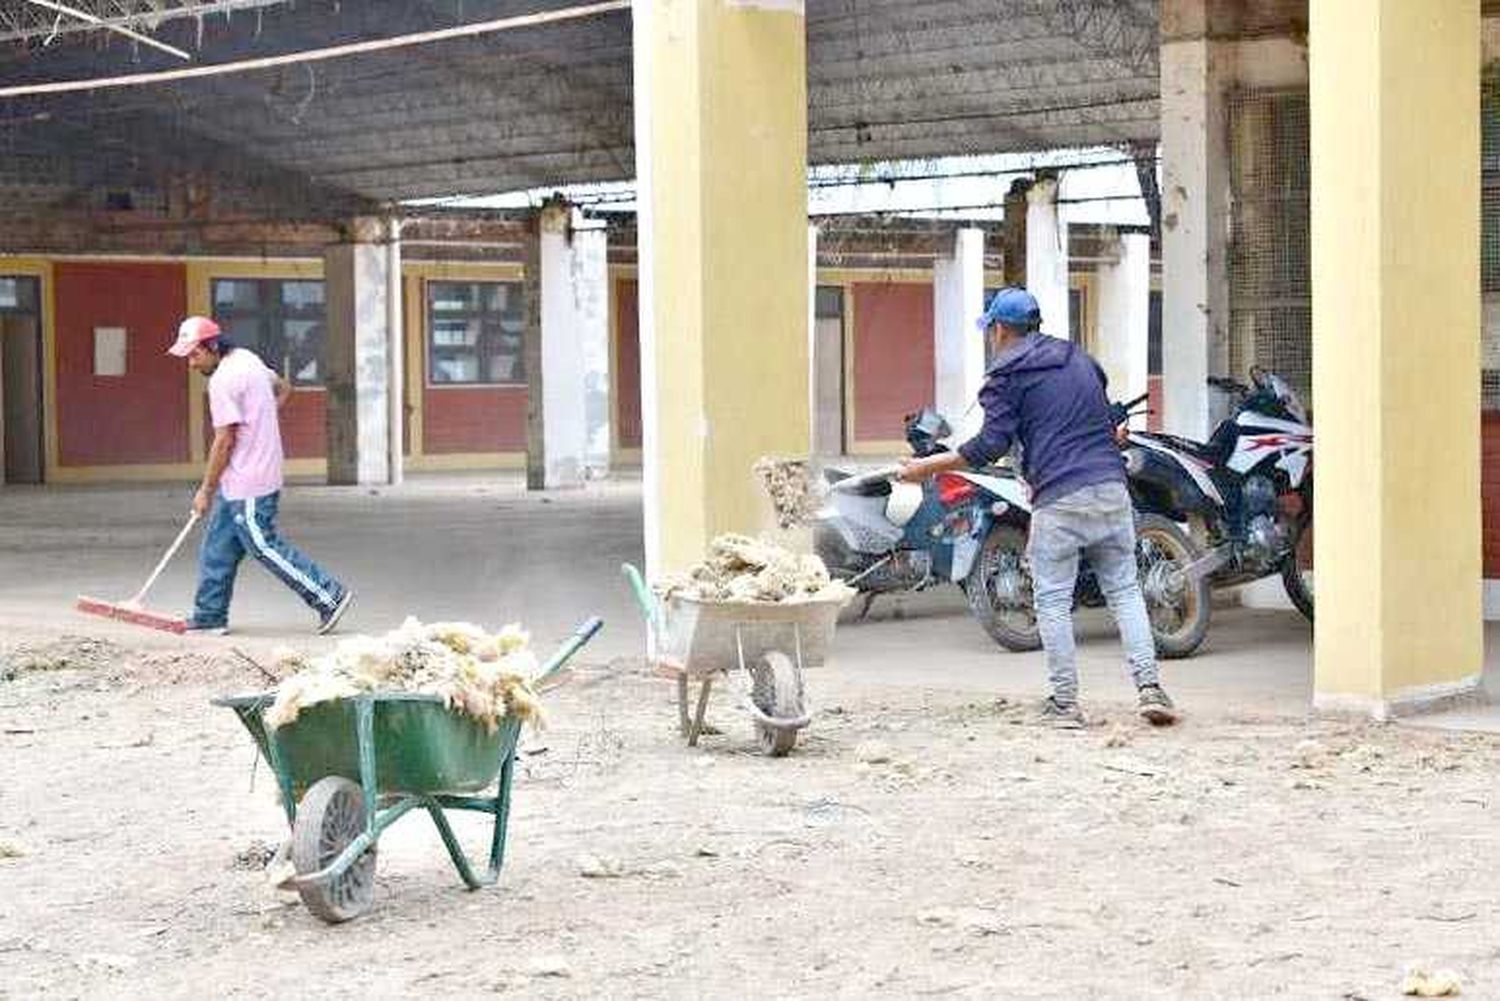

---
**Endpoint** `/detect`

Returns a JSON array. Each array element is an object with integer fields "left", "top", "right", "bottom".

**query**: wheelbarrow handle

[
  {"left": 531, "top": 616, "right": 605, "bottom": 689},
  {"left": 621, "top": 563, "right": 660, "bottom": 626}
]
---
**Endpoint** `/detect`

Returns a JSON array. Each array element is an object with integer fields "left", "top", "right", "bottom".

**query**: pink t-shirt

[{"left": 208, "top": 348, "right": 285, "bottom": 501}]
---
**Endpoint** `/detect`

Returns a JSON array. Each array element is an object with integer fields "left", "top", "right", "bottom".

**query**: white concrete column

[
  {"left": 385, "top": 218, "right": 404, "bottom": 486},
  {"left": 539, "top": 202, "right": 589, "bottom": 489},
  {"left": 933, "top": 227, "right": 987, "bottom": 439},
  {"left": 325, "top": 217, "right": 391, "bottom": 486},
  {"left": 1160, "top": 4, "right": 1232, "bottom": 438},
  {"left": 1025, "top": 176, "right": 1070, "bottom": 339},
  {"left": 572, "top": 213, "right": 611, "bottom": 478},
  {"left": 1094, "top": 228, "right": 1152, "bottom": 408},
  {"left": 808, "top": 222, "right": 819, "bottom": 451}
]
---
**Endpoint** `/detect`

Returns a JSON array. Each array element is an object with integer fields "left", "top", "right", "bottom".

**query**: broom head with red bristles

[{"left": 75, "top": 595, "right": 187, "bottom": 634}]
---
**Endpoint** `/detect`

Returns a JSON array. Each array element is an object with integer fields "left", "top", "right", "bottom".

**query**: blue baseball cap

[{"left": 976, "top": 287, "right": 1042, "bottom": 333}]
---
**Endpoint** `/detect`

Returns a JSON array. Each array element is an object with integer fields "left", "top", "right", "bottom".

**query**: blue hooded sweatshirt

[{"left": 956, "top": 334, "right": 1125, "bottom": 507}]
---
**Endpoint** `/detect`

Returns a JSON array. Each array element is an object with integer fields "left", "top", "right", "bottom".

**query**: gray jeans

[{"left": 1028, "top": 481, "right": 1159, "bottom": 704}]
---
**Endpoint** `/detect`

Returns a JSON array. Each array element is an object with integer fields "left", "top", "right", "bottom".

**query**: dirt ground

[{"left": 2, "top": 626, "right": 1499, "bottom": 1001}]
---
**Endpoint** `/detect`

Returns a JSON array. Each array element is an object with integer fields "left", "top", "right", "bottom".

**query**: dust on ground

[{"left": 2, "top": 624, "right": 1499, "bottom": 1000}]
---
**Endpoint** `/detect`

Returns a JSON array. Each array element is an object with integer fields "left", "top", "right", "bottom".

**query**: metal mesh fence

[
  {"left": 1231, "top": 78, "right": 1500, "bottom": 411},
  {"left": 1227, "top": 87, "right": 1311, "bottom": 402},
  {"left": 1481, "top": 66, "right": 1500, "bottom": 407}
]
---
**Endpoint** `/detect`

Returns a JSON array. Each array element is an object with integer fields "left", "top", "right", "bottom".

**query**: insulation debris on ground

[
  {"left": 1403, "top": 967, "right": 1463, "bottom": 997},
  {"left": 264, "top": 618, "right": 542, "bottom": 732},
  {"left": 658, "top": 534, "right": 854, "bottom": 604},
  {"left": 753, "top": 456, "right": 823, "bottom": 529}
]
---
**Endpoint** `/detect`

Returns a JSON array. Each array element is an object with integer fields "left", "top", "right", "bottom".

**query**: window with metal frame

[
  {"left": 426, "top": 281, "right": 526, "bottom": 386},
  {"left": 210, "top": 278, "right": 326, "bottom": 387}
]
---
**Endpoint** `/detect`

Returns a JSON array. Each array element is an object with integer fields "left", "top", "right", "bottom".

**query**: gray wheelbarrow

[{"left": 623, "top": 564, "right": 843, "bottom": 756}]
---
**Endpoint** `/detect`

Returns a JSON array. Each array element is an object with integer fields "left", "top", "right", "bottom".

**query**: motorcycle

[
  {"left": 816, "top": 409, "right": 1208, "bottom": 658},
  {"left": 814, "top": 410, "right": 1029, "bottom": 620},
  {"left": 1121, "top": 368, "right": 1314, "bottom": 632},
  {"left": 953, "top": 395, "right": 1211, "bottom": 658}
]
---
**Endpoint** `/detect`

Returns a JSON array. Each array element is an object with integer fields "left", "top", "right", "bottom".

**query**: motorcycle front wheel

[
  {"left": 966, "top": 523, "right": 1042, "bottom": 651},
  {"left": 1136, "top": 514, "right": 1212, "bottom": 659},
  {"left": 1281, "top": 510, "right": 1314, "bottom": 623}
]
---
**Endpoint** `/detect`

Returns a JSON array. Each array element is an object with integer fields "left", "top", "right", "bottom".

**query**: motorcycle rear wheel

[
  {"left": 1136, "top": 514, "right": 1212, "bottom": 659},
  {"left": 966, "top": 524, "right": 1042, "bottom": 651}
]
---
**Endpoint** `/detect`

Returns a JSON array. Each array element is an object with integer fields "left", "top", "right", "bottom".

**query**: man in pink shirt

[{"left": 168, "top": 315, "right": 354, "bottom": 635}]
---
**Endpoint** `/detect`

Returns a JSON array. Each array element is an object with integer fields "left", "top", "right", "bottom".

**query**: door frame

[{"left": 0, "top": 271, "right": 47, "bottom": 485}]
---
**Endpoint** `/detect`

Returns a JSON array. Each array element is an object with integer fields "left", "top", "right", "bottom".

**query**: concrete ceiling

[{"left": 0, "top": 0, "right": 1163, "bottom": 221}]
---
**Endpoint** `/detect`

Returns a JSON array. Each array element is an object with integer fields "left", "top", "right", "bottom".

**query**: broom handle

[{"left": 128, "top": 510, "right": 201, "bottom": 605}]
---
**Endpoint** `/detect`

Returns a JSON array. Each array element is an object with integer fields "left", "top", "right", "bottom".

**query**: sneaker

[
  {"left": 1037, "top": 696, "right": 1086, "bottom": 730},
  {"left": 317, "top": 590, "right": 354, "bottom": 636},
  {"left": 183, "top": 618, "right": 229, "bottom": 636},
  {"left": 1137, "top": 684, "right": 1179, "bottom": 726}
]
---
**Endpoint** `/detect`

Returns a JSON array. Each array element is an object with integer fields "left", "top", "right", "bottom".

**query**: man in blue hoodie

[{"left": 897, "top": 287, "right": 1177, "bottom": 728}]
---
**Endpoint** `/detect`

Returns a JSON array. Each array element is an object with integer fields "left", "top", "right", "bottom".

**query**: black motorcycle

[{"left": 1122, "top": 368, "right": 1314, "bottom": 648}]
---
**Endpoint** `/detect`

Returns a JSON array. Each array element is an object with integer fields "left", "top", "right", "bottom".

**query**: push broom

[{"left": 76, "top": 511, "right": 200, "bottom": 633}]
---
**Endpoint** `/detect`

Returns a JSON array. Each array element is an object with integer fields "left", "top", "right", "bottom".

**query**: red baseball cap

[{"left": 167, "top": 315, "right": 221, "bottom": 357}]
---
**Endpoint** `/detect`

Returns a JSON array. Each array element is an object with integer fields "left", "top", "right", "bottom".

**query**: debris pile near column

[
  {"left": 264, "top": 618, "right": 542, "bottom": 732},
  {"left": 659, "top": 533, "right": 854, "bottom": 604},
  {"left": 753, "top": 456, "right": 823, "bottom": 529}
]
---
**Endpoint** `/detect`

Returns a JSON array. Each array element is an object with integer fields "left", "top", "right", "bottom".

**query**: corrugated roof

[{"left": 0, "top": 0, "right": 1170, "bottom": 220}]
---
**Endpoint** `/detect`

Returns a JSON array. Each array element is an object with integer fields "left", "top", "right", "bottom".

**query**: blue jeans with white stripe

[{"left": 190, "top": 491, "right": 345, "bottom": 628}]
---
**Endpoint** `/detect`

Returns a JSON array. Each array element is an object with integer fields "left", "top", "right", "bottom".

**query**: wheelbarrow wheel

[
  {"left": 291, "top": 776, "right": 378, "bottom": 923},
  {"left": 752, "top": 651, "right": 802, "bottom": 757}
]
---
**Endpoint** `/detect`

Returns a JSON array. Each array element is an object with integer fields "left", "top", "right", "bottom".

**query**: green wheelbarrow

[{"left": 214, "top": 617, "right": 602, "bottom": 923}]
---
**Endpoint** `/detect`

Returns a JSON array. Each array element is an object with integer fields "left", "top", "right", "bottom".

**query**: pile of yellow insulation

[
  {"left": 264, "top": 618, "right": 542, "bottom": 732},
  {"left": 659, "top": 534, "right": 854, "bottom": 604}
]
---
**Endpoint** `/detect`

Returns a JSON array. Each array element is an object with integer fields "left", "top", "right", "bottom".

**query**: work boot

[
  {"left": 1036, "top": 696, "right": 1086, "bottom": 730},
  {"left": 1137, "top": 684, "right": 1179, "bottom": 726}
]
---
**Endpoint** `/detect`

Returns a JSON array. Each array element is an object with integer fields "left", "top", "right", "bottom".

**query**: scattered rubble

[
  {"left": 231, "top": 840, "right": 277, "bottom": 872},
  {"left": 0, "top": 636, "right": 124, "bottom": 679}
]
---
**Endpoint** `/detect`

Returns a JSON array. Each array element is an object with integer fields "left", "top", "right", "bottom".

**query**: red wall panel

[
  {"left": 1147, "top": 375, "right": 1164, "bottom": 432},
  {"left": 615, "top": 279, "right": 642, "bottom": 449},
  {"left": 54, "top": 262, "right": 189, "bottom": 466},
  {"left": 1481, "top": 414, "right": 1500, "bottom": 577},
  {"left": 278, "top": 391, "right": 327, "bottom": 459},
  {"left": 423, "top": 386, "right": 527, "bottom": 453},
  {"left": 851, "top": 282, "right": 934, "bottom": 442},
  {"left": 200, "top": 384, "right": 326, "bottom": 459}
]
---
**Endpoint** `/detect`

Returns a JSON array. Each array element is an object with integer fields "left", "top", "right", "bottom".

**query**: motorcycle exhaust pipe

[{"left": 1176, "top": 545, "right": 1230, "bottom": 585}]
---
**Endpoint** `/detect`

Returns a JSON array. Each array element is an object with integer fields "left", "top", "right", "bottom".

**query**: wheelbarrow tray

[
  {"left": 658, "top": 593, "right": 845, "bottom": 677},
  {"left": 216, "top": 692, "right": 519, "bottom": 798}
]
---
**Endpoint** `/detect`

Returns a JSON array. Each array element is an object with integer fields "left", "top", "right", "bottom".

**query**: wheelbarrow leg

[
  {"left": 425, "top": 799, "right": 492, "bottom": 889},
  {"left": 686, "top": 676, "right": 713, "bottom": 747},
  {"left": 487, "top": 750, "right": 516, "bottom": 879},
  {"left": 676, "top": 673, "right": 691, "bottom": 736}
]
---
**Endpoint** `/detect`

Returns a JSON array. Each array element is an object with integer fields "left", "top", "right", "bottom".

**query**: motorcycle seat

[{"left": 1137, "top": 431, "right": 1222, "bottom": 465}]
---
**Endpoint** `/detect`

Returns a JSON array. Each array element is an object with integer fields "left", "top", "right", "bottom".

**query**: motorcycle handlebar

[
  {"left": 1208, "top": 376, "right": 1250, "bottom": 394},
  {"left": 829, "top": 465, "right": 902, "bottom": 493}
]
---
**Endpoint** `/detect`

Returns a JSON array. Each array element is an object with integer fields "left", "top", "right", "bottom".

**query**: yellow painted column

[
  {"left": 1311, "top": 0, "right": 1482, "bottom": 716},
  {"left": 633, "top": 0, "right": 810, "bottom": 572}
]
